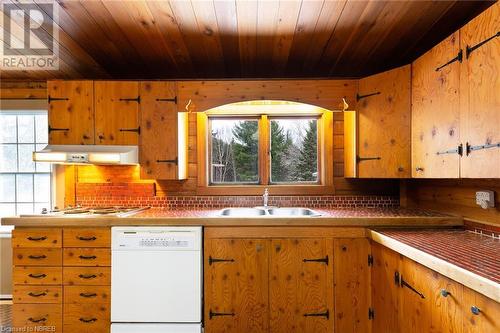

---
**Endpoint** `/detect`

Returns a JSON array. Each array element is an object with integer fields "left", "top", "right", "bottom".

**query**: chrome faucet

[{"left": 263, "top": 188, "right": 269, "bottom": 207}]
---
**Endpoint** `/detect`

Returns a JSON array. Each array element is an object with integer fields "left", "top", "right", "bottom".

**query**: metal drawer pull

[
  {"left": 435, "top": 49, "right": 463, "bottom": 71},
  {"left": 79, "top": 255, "right": 97, "bottom": 260},
  {"left": 28, "top": 292, "right": 47, "bottom": 297},
  {"left": 356, "top": 91, "right": 380, "bottom": 101},
  {"left": 79, "top": 317, "right": 98, "bottom": 323},
  {"left": 156, "top": 97, "right": 177, "bottom": 104},
  {"left": 209, "top": 310, "right": 235, "bottom": 319},
  {"left": 77, "top": 236, "right": 97, "bottom": 241},
  {"left": 466, "top": 142, "right": 500, "bottom": 156},
  {"left": 415, "top": 167, "right": 424, "bottom": 172},
  {"left": 471, "top": 306, "right": 481, "bottom": 315},
  {"left": 400, "top": 276, "right": 425, "bottom": 299},
  {"left": 303, "top": 255, "right": 329, "bottom": 265},
  {"left": 437, "top": 144, "right": 463, "bottom": 156},
  {"left": 119, "top": 127, "right": 141, "bottom": 134},
  {"left": 79, "top": 292, "right": 98, "bottom": 298},
  {"left": 157, "top": 158, "right": 178, "bottom": 165},
  {"left": 440, "top": 289, "right": 451, "bottom": 297},
  {"left": 79, "top": 274, "right": 97, "bottom": 279},
  {"left": 304, "top": 310, "right": 329, "bottom": 319},
  {"left": 27, "top": 236, "right": 47, "bottom": 241},
  {"left": 119, "top": 96, "right": 141, "bottom": 103},
  {"left": 357, "top": 156, "right": 381, "bottom": 162},
  {"left": 28, "top": 316, "right": 47, "bottom": 323},
  {"left": 48, "top": 125, "right": 69, "bottom": 133},
  {"left": 28, "top": 255, "right": 47, "bottom": 260},
  {"left": 466, "top": 31, "right": 500, "bottom": 58},
  {"left": 48, "top": 96, "right": 69, "bottom": 103},
  {"left": 208, "top": 256, "right": 235, "bottom": 265},
  {"left": 28, "top": 273, "right": 47, "bottom": 279}
]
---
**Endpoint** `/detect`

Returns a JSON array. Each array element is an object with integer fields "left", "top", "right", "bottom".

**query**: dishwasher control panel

[{"left": 112, "top": 227, "right": 202, "bottom": 251}]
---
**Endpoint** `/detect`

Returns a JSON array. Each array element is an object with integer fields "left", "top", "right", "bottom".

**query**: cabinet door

[
  {"left": 270, "top": 238, "right": 334, "bottom": 333},
  {"left": 204, "top": 239, "right": 269, "bottom": 333},
  {"left": 371, "top": 243, "right": 401, "bottom": 333},
  {"left": 412, "top": 33, "right": 461, "bottom": 178},
  {"left": 357, "top": 65, "right": 411, "bottom": 178},
  {"left": 48, "top": 81, "right": 94, "bottom": 145},
  {"left": 460, "top": 2, "right": 500, "bottom": 178},
  {"left": 334, "top": 238, "right": 371, "bottom": 333},
  {"left": 431, "top": 272, "right": 465, "bottom": 333},
  {"left": 140, "top": 81, "right": 186, "bottom": 180},
  {"left": 463, "top": 287, "right": 500, "bottom": 333},
  {"left": 94, "top": 81, "right": 140, "bottom": 145}
]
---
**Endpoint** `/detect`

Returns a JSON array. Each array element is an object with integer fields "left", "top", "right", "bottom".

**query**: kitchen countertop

[
  {"left": 369, "top": 229, "right": 500, "bottom": 302},
  {"left": 0, "top": 207, "right": 462, "bottom": 227}
]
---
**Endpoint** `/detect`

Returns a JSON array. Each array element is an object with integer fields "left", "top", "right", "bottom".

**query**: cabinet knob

[
  {"left": 415, "top": 167, "right": 424, "bottom": 172},
  {"left": 471, "top": 306, "right": 481, "bottom": 315},
  {"left": 440, "top": 289, "right": 451, "bottom": 297}
]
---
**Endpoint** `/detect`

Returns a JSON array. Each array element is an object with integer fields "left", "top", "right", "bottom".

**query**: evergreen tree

[
  {"left": 232, "top": 121, "right": 259, "bottom": 182},
  {"left": 294, "top": 120, "right": 318, "bottom": 181},
  {"left": 270, "top": 121, "right": 293, "bottom": 182}
]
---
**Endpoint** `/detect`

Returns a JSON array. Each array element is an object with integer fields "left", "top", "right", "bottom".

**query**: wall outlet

[{"left": 476, "top": 190, "right": 495, "bottom": 209}]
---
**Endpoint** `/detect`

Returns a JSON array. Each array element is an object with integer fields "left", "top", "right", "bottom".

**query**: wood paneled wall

[
  {"left": 405, "top": 179, "right": 500, "bottom": 225},
  {"left": 0, "top": 81, "right": 47, "bottom": 99}
]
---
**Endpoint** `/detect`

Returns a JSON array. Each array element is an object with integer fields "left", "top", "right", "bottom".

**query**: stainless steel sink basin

[
  {"left": 219, "top": 208, "right": 267, "bottom": 217},
  {"left": 218, "top": 207, "right": 321, "bottom": 217},
  {"left": 267, "top": 207, "right": 321, "bottom": 217}
]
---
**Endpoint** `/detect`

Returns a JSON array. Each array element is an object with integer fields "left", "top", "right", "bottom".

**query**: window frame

[
  {"left": 0, "top": 101, "right": 54, "bottom": 217},
  {"left": 197, "top": 110, "right": 334, "bottom": 196}
]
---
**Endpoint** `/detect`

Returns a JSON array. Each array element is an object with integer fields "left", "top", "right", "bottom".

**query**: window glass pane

[
  {"left": 0, "top": 144, "right": 18, "bottom": 172},
  {"left": 34, "top": 174, "right": 51, "bottom": 202},
  {"left": 210, "top": 118, "right": 259, "bottom": 183},
  {"left": 17, "top": 115, "right": 35, "bottom": 143},
  {"left": 0, "top": 114, "right": 17, "bottom": 143},
  {"left": 35, "top": 114, "right": 48, "bottom": 143},
  {"left": 34, "top": 203, "right": 50, "bottom": 215},
  {"left": 0, "top": 203, "right": 16, "bottom": 217},
  {"left": 35, "top": 143, "right": 50, "bottom": 172},
  {"left": 16, "top": 174, "right": 33, "bottom": 202},
  {"left": 0, "top": 174, "right": 15, "bottom": 202},
  {"left": 18, "top": 144, "right": 36, "bottom": 172},
  {"left": 270, "top": 118, "right": 318, "bottom": 183},
  {"left": 16, "top": 203, "right": 34, "bottom": 215}
]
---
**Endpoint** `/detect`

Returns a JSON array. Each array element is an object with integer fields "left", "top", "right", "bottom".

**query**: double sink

[{"left": 219, "top": 207, "right": 321, "bottom": 217}]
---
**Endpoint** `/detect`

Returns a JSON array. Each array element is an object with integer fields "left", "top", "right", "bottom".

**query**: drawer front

[
  {"left": 63, "top": 248, "right": 111, "bottom": 266},
  {"left": 14, "top": 248, "right": 62, "bottom": 266},
  {"left": 13, "top": 228, "right": 62, "bottom": 248},
  {"left": 63, "top": 228, "right": 111, "bottom": 248},
  {"left": 63, "top": 267, "right": 111, "bottom": 286},
  {"left": 64, "top": 285, "right": 110, "bottom": 304},
  {"left": 13, "top": 266, "right": 62, "bottom": 285},
  {"left": 13, "top": 286, "right": 62, "bottom": 303},
  {"left": 64, "top": 303, "right": 110, "bottom": 333},
  {"left": 12, "top": 304, "right": 62, "bottom": 332}
]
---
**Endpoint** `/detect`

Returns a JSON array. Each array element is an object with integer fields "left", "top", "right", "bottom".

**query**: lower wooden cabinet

[
  {"left": 12, "top": 304, "right": 63, "bottom": 332},
  {"left": 371, "top": 242, "right": 499, "bottom": 333}
]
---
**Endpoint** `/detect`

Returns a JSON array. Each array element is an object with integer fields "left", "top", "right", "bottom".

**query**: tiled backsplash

[{"left": 76, "top": 183, "right": 399, "bottom": 209}]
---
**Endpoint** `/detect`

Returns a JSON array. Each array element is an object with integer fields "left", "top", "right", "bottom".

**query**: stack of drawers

[{"left": 12, "top": 228, "right": 111, "bottom": 333}]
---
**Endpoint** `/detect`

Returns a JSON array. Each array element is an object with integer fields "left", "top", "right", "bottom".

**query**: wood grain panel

[
  {"left": 94, "top": 81, "right": 140, "bottom": 145},
  {"left": 13, "top": 248, "right": 62, "bottom": 266},
  {"left": 12, "top": 228, "right": 62, "bottom": 248},
  {"left": 463, "top": 286, "right": 500, "bottom": 332},
  {"left": 64, "top": 286, "right": 110, "bottom": 304},
  {"left": 62, "top": 248, "right": 111, "bottom": 267},
  {"left": 204, "top": 239, "right": 269, "bottom": 333},
  {"left": 63, "top": 228, "right": 110, "bottom": 248},
  {"left": 357, "top": 65, "right": 411, "bottom": 178},
  {"left": 371, "top": 242, "right": 401, "bottom": 333},
  {"left": 13, "top": 266, "right": 62, "bottom": 285},
  {"left": 269, "top": 238, "right": 334, "bottom": 333},
  {"left": 334, "top": 238, "right": 371, "bottom": 333},
  {"left": 63, "top": 267, "right": 111, "bottom": 286},
  {"left": 411, "top": 32, "right": 461, "bottom": 178},
  {"left": 12, "top": 304, "right": 62, "bottom": 332},
  {"left": 63, "top": 303, "right": 110, "bottom": 333},
  {"left": 460, "top": 2, "right": 500, "bottom": 178},
  {"left": 13, "top": 285, "right": 62, "bottom": 304}
]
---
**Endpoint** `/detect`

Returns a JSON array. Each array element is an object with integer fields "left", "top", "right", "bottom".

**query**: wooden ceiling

[{"left": 0, "top": 0, "right": 493, "bottom": 80}]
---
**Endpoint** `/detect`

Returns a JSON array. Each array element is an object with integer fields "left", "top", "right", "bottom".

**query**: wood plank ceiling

[{"left": 0, "top": 0, "right": 494, "bottom": 80}]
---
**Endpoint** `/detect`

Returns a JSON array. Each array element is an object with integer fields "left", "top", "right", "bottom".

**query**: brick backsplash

[{"left": 76, "top": 183, "right": 399, "bottom": 209}]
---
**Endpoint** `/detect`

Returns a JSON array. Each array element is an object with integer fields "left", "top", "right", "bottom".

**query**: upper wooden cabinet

[
  {"left": 94, "top": 81, "right": 140, "bottom": 145},
  {"left": 347, "top": 65, "right": 411, "bottom": 178},
  {"left": 459, "top": 2, "right": 500, "bottom": 178},
  {"left": 48, "top": 81, "right": 94, "bottom": 145},
  {"left": 139, "top": 82, "right": 187, "bottom": 180},
  {"left": 411, "top": 32, "right": 461, "bottom": 178}
]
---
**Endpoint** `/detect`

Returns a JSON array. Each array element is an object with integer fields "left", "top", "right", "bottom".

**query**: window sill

[{"left": 196, "top": 185, "right": 334, "bottom": 196}]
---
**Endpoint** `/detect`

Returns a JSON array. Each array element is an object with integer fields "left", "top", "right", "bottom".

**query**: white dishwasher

[{"left": 111, "top": 226, "right": 202, "bottom": 333}]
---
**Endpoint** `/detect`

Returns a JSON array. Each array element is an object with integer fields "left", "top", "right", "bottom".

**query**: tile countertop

[
  {"left": 0, "top": 207, "right": 461, "bottom": 227},
  {"left": 369, "top": 229, "right": 500, "bottom": 303}
]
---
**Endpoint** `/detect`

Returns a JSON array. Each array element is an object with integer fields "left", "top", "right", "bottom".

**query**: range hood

[{"left": 33, "top": 145, "right": 138, "bottom": 165}]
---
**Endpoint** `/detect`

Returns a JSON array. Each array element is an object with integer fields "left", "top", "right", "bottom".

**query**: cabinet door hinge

[
  {"left": 368, "top": 254, "right": 374, "bottom": 266},
  {"left": 368, "top": 308, "right": 375, "bottom": 320}
]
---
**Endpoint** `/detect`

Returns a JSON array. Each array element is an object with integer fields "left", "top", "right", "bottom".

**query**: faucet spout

[{"left": 263, "top": 188, "right": 269, "bottom": 207}]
